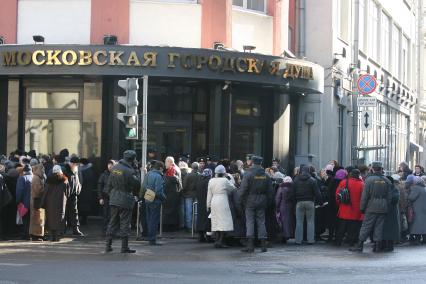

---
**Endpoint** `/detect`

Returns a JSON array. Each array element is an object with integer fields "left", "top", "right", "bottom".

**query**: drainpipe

[
  {"left": 351, "top": 0, "right": 360, "bottom": 166},
  {"left": 298, "top": 0, "right": 306, "bottom": 57}
]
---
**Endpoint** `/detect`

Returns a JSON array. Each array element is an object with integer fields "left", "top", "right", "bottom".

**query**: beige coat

[
  {"left": 207, "top": 177, "right": 235, "bottom": 232},
  {"left": 30, "top": 164, "right": 45, "bottom": 237}
]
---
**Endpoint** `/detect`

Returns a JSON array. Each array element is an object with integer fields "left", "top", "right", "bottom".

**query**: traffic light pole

[{"left": 141, "top": 75, "right": 148, "bottom": 185}]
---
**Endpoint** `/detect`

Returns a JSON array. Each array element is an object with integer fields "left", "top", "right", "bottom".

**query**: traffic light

[{"left": 117, "top": 78, "right": 139, "bottom": 140}]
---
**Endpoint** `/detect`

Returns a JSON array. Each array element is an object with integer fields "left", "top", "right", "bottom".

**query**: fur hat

[{"left": 214, "top": 165, "right": 226, "bottom": 174}]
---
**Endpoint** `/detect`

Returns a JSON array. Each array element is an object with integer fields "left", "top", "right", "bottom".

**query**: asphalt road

[{"left": 0, "top": 236, "right": 425, "bottom": 284}]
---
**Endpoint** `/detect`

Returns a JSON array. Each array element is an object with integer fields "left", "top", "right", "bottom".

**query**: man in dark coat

[
  {"left": 196, "top": 169, "right": 212, "bottom": 242},
  {"left": 63, "top": 156, "right": 84, "bottom": 236},
  {"left": 105, "top": 150, "right": 140, "bottom": 253},
  {"left": 381, "top": 175, "right": 400, "bottom": 252},
  {"left": 98, "top": 160, "right": 115, "bottom": 234},
  {"left": 240, "top": 156, "right": 274, "bottom": 253},
  {"left": 78, "top": 158, "right": 97, "bottom": 226},
  {"left": 350, "top": 161, "right": 392, "bottom": 253},
  {"left": 181, "top": 162, "right": 200, "bottom": 232}
]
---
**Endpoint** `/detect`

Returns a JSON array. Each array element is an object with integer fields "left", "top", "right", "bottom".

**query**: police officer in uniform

[
  {"left": 350, "top": 161, "right": 391, "bottom": 253},
  {"left": 240, "top": 156, "right": 274, "bottom": 253},
  {"left": 105, "top": 150, "right": 141, "bottom": 253}
]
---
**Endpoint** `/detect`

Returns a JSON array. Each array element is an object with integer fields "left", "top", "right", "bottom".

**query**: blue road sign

[{"left": 357, "top": 74, "right": 377, "bottom": 95}]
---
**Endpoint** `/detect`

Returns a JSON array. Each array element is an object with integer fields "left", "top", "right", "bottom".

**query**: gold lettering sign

[{"left": 0, "top": 49, "right": 315, "bottom": 82}]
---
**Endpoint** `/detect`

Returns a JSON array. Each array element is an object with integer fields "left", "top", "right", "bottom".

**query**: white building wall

[
  {"left": 231, "top": 9, "right": 273, "bottom": 54},
  {"left": 17, "top": 0, "right": 91, "bottom": 44},
  {"left": 129, "top": 1, "right": 201, "bottom": 48}
]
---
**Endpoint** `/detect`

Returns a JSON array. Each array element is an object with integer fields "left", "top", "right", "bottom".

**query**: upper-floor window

[
  {"left": 367, "top": 0, "right": 379, "bottom": 60},
  {"left": 337, "top": 0, "right": 351, "bottom": 42},
  {"left": 402, "top": 36, "right": 409, "bottom": 85},
  {"left": 380, "top": 12, "right": 390, "bottom": 70},
  {"left": 359, "top": 0, "right": 366, "bottom": 51},
  {"left": 392, "top": 25, "right": 400, "bottom": 78},
  {"left": 233, "top": 0, "right": 266, "bottom": 13}
]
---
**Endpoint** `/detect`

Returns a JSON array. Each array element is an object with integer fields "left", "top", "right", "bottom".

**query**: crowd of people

[{"left": 1, "top": 147, "right": 426, "bottom": 255}]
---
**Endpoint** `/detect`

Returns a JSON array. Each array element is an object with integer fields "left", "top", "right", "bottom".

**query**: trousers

[
  {"left": 180, "top": 197, "right": 194, "bottom": 229},
  {"left": 335, "top": 219, "right": 362, "bottom": 244},
  {"left": 65, "top": 194, "right": 80, "bottom": 228},
  {"left": 146, "top": 202, "right": 161, "bottom": 242},
  {"left": 245, "top": 207, "right": 267, "bottom": 239},
  {"left": 295, "top": 201, "right": 315, "bottom": 244},
  {"left": 106, "top": 205, "right": 132, "bottom": 238},
  {"left": 358, "top": 213, "right": 386, "bottom": 242}
]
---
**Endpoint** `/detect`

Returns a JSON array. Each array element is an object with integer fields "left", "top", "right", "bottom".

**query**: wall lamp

[
  {"left": 103, "top": 34, "right": 117, "bottom": 45},
  {"left": 243, "top": 45, "right": 256, "bottom": 53},
  {"left": 33, "top": 35, "right": 44, "bottom": 44}
]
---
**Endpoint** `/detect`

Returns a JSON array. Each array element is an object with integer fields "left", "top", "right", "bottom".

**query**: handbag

[{"left": 144, "top": 188, "right": 156, "bottom": 202}]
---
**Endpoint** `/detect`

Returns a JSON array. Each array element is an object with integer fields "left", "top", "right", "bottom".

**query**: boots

[
  {"left": 241, "top": 238, "right": 254, "bottom": 253},
  {"left": 373, "top": 241, "right": 383, "bottom": 253},
  {"left": 384, "top": 240, "right": 394, "bottom": 252},
  {"left": 105, "top": 237, "right": 113, "bottom": 253},
  {"left": 349, "top": 240, "right": 364, "bottom": 252},
  {"left": 260, "top": 239, "right": 267, "bottom": 253},
  {"left": 121, "top": 237, "right": 136, "bottom": 253},
  {"left": 73, "top": 227, "right": 85, "bottom": 237},
  {"left": 214, "top": 232, "right": 227, "bottom": 248}
]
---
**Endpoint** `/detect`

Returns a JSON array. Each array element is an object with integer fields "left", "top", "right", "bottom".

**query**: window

[
  {"left": 380, "top": 12, "right": 390, "bottom": 70},
  {"left": 402, "top": 36, "right": 409, "bottom": 84},
  {"left": 337, "top": 0, "right": 351, "bottom": 42},
  {"left": 29, "top": 92, "right": 79, "bottom": 109},
  {"left": 392, "top": 25, "right": 400, "bottom": 77},
  {"left": 359, "top": 0, "right": 366, "bottom": 51},
  {"left": 233, "top": 0, "right": 266, "bottom": 13},
  {"left": 367, "top": 0, "right": 379, "bottom": 60}
]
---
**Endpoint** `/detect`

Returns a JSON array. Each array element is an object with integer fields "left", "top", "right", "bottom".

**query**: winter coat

[
  {"left": 229, "top": 187, "right": 246, "bottom": 238},
  {"left": 30, "top": 164, "right": 45, "bottom": 237},
  {"left": 63, "top": 164, "right": 82, "bottom": 196},
  {"left": 275, "top": 182, "right": 294, "bottom": 238},
  {"left": 196, "top": 175, "right": 211, "bottom": 232},
  {"left": 360, "top": 174, "right": 392, "bottom": 214},
  {"left": 398, "top": 182, "right": 409, "bottom": 214},
  {"left": 2, "top": 170, "right": 18, "bottom": 235},
  {"left": 408, "top": 184, "right": 426, "bottom": 234},
  {"left": 97, "top": 170, "right": 110, "bottom": 200},
  {"left": 207, "top": 177, "right": 235, "bottom": 232},
  {"left": 292, "top": 173, "right": 323, "bottom": 204},
  {"left": 162, "top": 167, "right": 181, "bottom": 228},
  {"left": 182, "top": 171, "right": 200, "bottom": 199},
  {"left": 240, "top": 165, "right": 274, "bottom": 209},
  {"left": 78, "top": 163, "right": 97, "bottom": 215},
  {"left": 106, "top": 160, "right": 140, "bottom": 210},
  {"left": 382, "top": 184, "right": 400, "bottom": 241},
  {"left": 45, "top": 174, "right": 70, "bottom": 231},
  {"left": 335, "top": 177, "right": 364, "bottom": 221},
  {"left": 141, "top": 169, "right": 166, "bottom": 204},
  {"left": 16, "top": 172, "right": 33, "bottom": 212}
]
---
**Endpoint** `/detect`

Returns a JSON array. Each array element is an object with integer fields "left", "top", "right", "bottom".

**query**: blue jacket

[
  {"left": 142, "top": 169, "right": 166, "bottom": 204},
  {"left": 16, "top": 173, "right": 33, "bottom": 209}
]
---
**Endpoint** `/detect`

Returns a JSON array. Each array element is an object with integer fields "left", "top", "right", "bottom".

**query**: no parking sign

[{"left": 357, "top": 74, "right": 377, "bottom": 95}]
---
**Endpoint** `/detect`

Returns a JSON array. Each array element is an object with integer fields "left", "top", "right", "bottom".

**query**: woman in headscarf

[
  {"left": 408, "top": 175, "right": 426, "bottom": 245},
  {"left": 207, "top": 165, "right": 235, "bottom": 248},
  {"left": 275, "top": 176, "right": 294, "bottom": 243},
  {"left": 29, "top": 162, "right": 46, "bottom": 241}
]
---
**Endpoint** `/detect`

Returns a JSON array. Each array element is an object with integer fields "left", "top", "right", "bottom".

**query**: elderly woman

[
  {"left": 29, "top": 162, "right": 46, "bottom": 241},
  {"left": 275, "top": 176, "right": 294, "bottom": 243},
  {"left": 207, "top": 165, "right": 236, "bottom": 248},
  {"left": 162, "top": 156, "right": 182, "bottom": 231},
  {"left": 408, "top": 175, "right": 426, "bottom": 245}
]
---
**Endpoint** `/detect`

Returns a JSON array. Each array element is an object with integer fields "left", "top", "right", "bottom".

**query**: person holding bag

[{"left": 140, "top": 161, "right": 166, "bottom": 246}]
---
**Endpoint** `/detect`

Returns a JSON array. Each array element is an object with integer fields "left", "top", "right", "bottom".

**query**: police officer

[
  {"left": 240, "top": 156, "right": 274, "bottom": 253},
  {"left": 105, "top": 150, "right": 141, "bottom": 253},
  {"left": 350, "top": 161, "right": 391, "bottom": 253}
]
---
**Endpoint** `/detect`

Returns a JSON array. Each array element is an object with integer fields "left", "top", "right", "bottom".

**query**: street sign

[
  {"left": 357, "top": 96, "right": 377, "bottom": 107},
  {"left": 361, "top": 110, "right": 373, "bottom": 131},
  {"left": 357, "top": 74, "right": 377, "bottom": 95}
]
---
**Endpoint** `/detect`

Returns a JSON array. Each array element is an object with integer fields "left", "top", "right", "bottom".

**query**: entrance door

[{"left": 148, "top": 118, "right": 191, "bottom": 161}]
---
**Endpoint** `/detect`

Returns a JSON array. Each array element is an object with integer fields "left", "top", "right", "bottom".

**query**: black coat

[
  {"left": 78, "top": 164, "right": 97, "bottom": 214},
  {"left": 228, "top": 187, "right": 245, "bottom": 238},
  {"left": 182, "top": 171, "right": 200, "bottom": 199},
  {"left": 196, "top": 176, "right": 210, "bottom": 232},
  {"left": 383, "top": 184, "right": 400, "bottom": 241},
  {"left": 45, "top": 174, "right": 70, "bottom": 231},
  {"left": 162, "top": 175, "right": 180, "bottom": 228}
]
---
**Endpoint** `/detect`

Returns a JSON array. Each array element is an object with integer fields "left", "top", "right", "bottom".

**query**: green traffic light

[{"left": 127, "top": 128, "right": 137, "bottom": 138}]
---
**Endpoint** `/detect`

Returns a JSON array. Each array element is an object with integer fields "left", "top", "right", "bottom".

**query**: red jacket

[{"left": 335, "top": 177, "right": 364, "bottom": 221}]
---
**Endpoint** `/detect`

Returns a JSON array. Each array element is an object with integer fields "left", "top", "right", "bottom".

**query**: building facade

[
  {"left": 303, "top": 0, "right": 422, "bottom": 172},
  {"left": 0, "top": 0, "right": 323, "bottom": 172}
]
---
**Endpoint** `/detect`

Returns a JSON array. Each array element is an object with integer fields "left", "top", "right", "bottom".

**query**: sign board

[
  {"left": 357, "top": 74, "right": 377, "bottom": 95},
  {"left": 357, "top": 96, "right": 377, "bottom": 107},
  {"left": 361, "top": 110, "right": 373, "bottom": 131}
]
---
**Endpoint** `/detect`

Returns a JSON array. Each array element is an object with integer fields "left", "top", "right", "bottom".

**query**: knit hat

[
  {"left": 335, "top": 169, "right": 348, "bottom": 180},
  {"left": 52, "top": 165, "right": 63, "bottom": 174},
  {"left": 406, "top": 174, "right": 415, "bottom": 184},
  {"left": 325, "top": 164, "right": 334, "bottom": 171},
  {"left": 215, "top": 165, "right": 226, "bottom": 174},
  {"left": 283, "top": 176, "right": 293, "bottom": 183},
  {"left": 30, "top": 158, "right": 39, "bottom": 166}
]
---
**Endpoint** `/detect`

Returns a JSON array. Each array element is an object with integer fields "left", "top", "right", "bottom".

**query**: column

[
  {"left": 0, "top": 0, "right": 18, "bottom": 44},
  {"left": 201, "top": 0, "right": 232, "bottom": 48}
]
